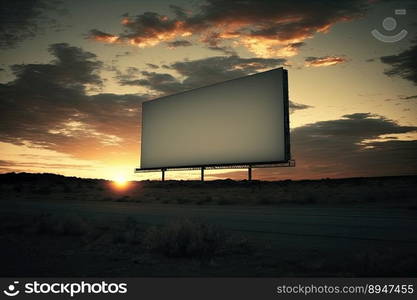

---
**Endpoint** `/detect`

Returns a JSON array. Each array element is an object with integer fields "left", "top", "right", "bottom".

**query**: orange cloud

[
  {"left": 305, "top": 56, "right": 348, "bottom": 67},
  {"left": 90, "top": 18, "right": 192, "bottom": 48},
  {"left": 126, "top": 21, "right": 192, "bottom": 48},
  {"left": 88, "top": 0, "right": 371, "bottom": 57},
  {"left": 88, "top": 29, "right": 120, "bottom": 43},
  {"left": 121, "top": 17, "right": 133, "bottom": 25},
  {"left": 237, "top": 37, "right": 306, "bottom": 58}
]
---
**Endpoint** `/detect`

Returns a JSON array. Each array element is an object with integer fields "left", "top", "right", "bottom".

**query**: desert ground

[{"left": 0, "top": 173, "right": 416, "bottom": 277}]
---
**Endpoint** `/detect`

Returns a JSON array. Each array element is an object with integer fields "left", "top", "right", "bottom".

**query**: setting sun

[{"left": 113, "top": 174, "right": 129, "bottom": 189}]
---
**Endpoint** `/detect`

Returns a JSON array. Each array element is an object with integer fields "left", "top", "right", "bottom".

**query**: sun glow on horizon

[{"left": 112, "top": 174, "right": 130, "bottom": 189}]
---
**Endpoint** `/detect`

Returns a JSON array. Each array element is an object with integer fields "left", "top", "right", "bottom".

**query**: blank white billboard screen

[{"left": 140, "top": 68, "right": 289, "bottom": 169}]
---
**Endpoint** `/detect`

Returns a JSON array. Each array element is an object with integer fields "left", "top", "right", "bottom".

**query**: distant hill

[
  {"left": 1, "top": 171, "right": 416, "bottom": 185},
  {"left": 0, "top": 172, "right": 416, "bottom": 206}
]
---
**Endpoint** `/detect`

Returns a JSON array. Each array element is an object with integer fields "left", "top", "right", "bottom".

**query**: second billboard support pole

[
  {"left": 201, "top": 167, "right": 205, "bottom": 182},
  {"left": 248, "top": 166, "right": 252, "bottom": 181},
  {"left": 162, "top": 168, "right": 166, "bottom": 182}
]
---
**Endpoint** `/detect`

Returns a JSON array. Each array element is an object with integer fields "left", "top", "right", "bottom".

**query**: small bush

[
  {"left": 34, "top": 213, "right": 90, "bottom": 236},
  {"left": 13, "top": 185, "right": 23, "bottom": 193},
  {"left": 301, "top": 193, "right": 317, "bottom": 204},
  {"left": 196, "top": 195, "right": 212, "bottom": 205},
  {"left": 62, "top": 185, "right": 73, "bottom": 193},
  {"left": 175, "top": 197, "right": 189, "bottom": 204},
  {"left": 116, "top": 195, "right": 130, "bottom": 202},
  {"left": 143, "top": 218, "right": 246, "bottom": 258},
  {"left": 112, "top": 217, "right": 143, "bottom": 245},
  {"left": 34, "top": 187, "right": 51, "bottom": 195},
  {"left": 217, "top": 198, "right": 235, "bottom": 205},
  {"left": 352, "top": 248, "right": 417, "bottom": 276},
  {"left": 257, "top": 197, "right": 275, "bottom": 205},
  {"left": 0, "top": 216, "right": 29, "bottom": 233}
]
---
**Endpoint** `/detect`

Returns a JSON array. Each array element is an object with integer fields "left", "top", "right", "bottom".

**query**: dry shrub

[
  {"left": 112, "top": 217, "right": 143, "bottom": 245},
  {"left": 34, "top": 213, "right": 90, "bottom": 236},
  {"left": 143, "top": 218, "right": 250, "bottom": 258}
]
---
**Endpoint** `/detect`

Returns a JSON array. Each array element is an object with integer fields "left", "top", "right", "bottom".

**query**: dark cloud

[
  {"left": 290, "top": 42, "right": 305, "bottom": 49},
  {"left": 113, "top": 66, "right": 140, "bottom": 85},
  {"left": 115, "top": 51, "right": 131, "bottom": 58},
  {"left": 8, "top": 43, "right": 103, "bottom": 93},
  {"left": 305, "top": 55, "right": 348, "bottom": 67},
  {"left": 289, "top": 101, "right": 312, "bottom": 113},
  {"left": 167, "top": 55, "right": 287, "bottom": 91},
  {"left": 207, "top": 45, "right": 237, "bottom": 56},
  {"left": 380, "top": 42, "right": 417, "bottom": 85},
  {"left": 199, "top": 32, "right": 237, "bottom": 55},
  {"left": 165, "top": 40, "right": 192, "bottom": 48},
  {"left": 386, "top": 94, "right": 417, "bottom": 102},
  {"left": 118, "top": 55, "right": 287, "bottom": 95},
  {"left": 0, "top": 43, "right": 147, "bottom": 162},
  {"left": 399, "top": 95, "right": 417, "bottom": 100},
  {"left": 169, "top": 4, "right": 189, "bottom": 20},
  {"left": 117, "top": 55, "right": 310, "bottom": 113},
  {"left": 87, "top": 29, "right": 119, "bottom": 43},
  {"left": 223, "top": 113, "right": 417, "bottom": 179},
  {"left": 92, "top": 11, "right": 191, "bottom": 47},
  {"left": 286, "top": 42, "right": 305, "bottom": 52},
  {"left": 121, "top": 71, "right": 184, "bottom": 95},
  {"left": 295, "top": 112, "right": 415, "bottom": 143},
  {"left": 286, "top": 113, "right": 417, "bottom": 178},
  {"left": 0, "top": 0, "right": 64, "bottom": 49},
  {"left": 146, "top": 63, "right": 159, "bottom": 69},
  {"left": 88, "top": 0, "right": 370, "bottom": 57}
]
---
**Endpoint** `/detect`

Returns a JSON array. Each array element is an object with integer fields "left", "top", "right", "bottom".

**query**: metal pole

[
  {"left": 248, "top": 165, "right": 252, "bottom": 181},
  {"left": 201, "top": 167, "right": 205, "bottom": 181},
  {"left": 162, "top": 168, "right": 165, "bottom": 182}
]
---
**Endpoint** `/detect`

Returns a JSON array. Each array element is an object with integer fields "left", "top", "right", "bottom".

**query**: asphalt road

[{"left": 2, "top": 199, "right": 417, "bottom": 253}]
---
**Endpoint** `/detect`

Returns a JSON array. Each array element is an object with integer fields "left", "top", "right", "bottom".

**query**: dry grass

[
  {"left": 143, "top": 218, "right": 251, "bottom": 258},
  {"left": 33, "top": 213, "right": 90, "bottom": 236},
  {"left": 1, "top": 212, "right": 251, "bottom": 261}
]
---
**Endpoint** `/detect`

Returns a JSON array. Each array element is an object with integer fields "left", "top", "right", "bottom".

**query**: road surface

[{"left": 2, "top": 199, "right": 417, "bottom": 253}]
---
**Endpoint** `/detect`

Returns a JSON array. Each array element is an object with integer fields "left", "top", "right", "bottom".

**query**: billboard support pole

[
  {"left": 201, "top": 167, "right": 205, "bottom": 181},
  {"left": 248, "top": 165, "right": 252, "bottom": 181},
  {"left": 161, "top": 168, "right": 166, "bottom": 182}
]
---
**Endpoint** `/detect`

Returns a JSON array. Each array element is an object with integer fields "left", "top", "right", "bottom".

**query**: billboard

[{"left": 138, "top": 67, "right": 290, "bottom": 170}]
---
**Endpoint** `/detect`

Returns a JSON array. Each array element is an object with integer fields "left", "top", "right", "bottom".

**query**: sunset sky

[{"left": 0, "top": 0, "right": 416, "bottom": 181}]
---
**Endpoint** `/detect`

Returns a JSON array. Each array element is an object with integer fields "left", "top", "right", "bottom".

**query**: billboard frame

[{"left": 135, "top": 68, "right": 293, "bottom": 180}]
